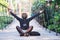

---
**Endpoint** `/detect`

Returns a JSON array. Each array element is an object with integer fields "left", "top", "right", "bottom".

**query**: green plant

[
  {"left": 48, "top": 24, "right": 55, "bottom": 30},
  {"left": 31, "top": 0, "right": 44, "bottom": 13},
  {"left": 31, "top": 0, "right": 60, "bottom": 34},
  {"left": 55, "top": 27, "right": 60, "bottom": 33},
  {"left": 55, "top": 0, "right": 60, "bottom": 5},
  {"left": 0, "top": 16, "right": 13, "bottom": 29}
]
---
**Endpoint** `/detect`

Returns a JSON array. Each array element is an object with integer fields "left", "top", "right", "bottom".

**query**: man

[{"left": 8, "top": 8, "right": 44, "bottom": 36}]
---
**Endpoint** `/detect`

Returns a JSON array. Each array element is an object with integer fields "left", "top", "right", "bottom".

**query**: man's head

[{"left": 22, "top": 13, "right": 28, "bottom": 19}]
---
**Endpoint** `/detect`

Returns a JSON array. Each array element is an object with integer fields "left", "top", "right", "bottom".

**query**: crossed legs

[{"left": 16, "top": 26, "right": 33, "bottom": 36}]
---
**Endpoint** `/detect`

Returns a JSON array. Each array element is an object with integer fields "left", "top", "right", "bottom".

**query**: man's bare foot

[
  {"left": 24, "top": 33, "right": 26, "bottom": 36},
  {"left": 24, "top": 33, "right": 29, "bottom": 36},
  {"left": 26, "top": 33, "right": 29, "bottom": 36}
]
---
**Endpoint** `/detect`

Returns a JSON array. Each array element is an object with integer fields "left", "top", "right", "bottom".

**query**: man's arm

[
  {"left": 8, "top": 8, "right": 21, "bottom": 21},
  {"left": 28, "top": 10, "right": 44, "bottom": 21},
  {"left": 10, "top": 12, "right": 21, "bottom": 20},
  {"left": 28, "top": 13, "right": 40, "bottom": 21}
]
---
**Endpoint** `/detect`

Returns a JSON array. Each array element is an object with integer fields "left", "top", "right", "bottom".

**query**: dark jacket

[{"left": 10, "top": 12, "right": 41, "bottom": 30}]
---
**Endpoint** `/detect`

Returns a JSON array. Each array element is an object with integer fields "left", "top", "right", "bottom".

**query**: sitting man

[{"left": 8, "top": 8, "right": 44, "bottom": 36}]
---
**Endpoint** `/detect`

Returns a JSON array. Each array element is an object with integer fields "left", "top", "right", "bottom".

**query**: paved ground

[{"left": 0, "top": 19, "right": 60, "bottom": 40}]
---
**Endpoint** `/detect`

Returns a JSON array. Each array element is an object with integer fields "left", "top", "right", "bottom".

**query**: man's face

[{"left": 22, "top": 13, "right": 28, "bottom": 19}]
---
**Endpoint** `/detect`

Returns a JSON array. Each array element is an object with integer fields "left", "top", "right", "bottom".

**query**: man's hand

[
  {"left": 7, "top": 7, "right": 13, "bottom": 14},
  {"left": 7, "top": 4, "right": 14, "bottom": 14},
  {"left": 40, "top": 9, "right": 44, "bottom": 13}
]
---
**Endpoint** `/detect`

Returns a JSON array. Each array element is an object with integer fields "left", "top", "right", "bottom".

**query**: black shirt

[{"left": 10, "top": 12, "right": 41, "bottom": 30}]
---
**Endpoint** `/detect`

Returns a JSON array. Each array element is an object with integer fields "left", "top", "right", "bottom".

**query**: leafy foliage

[
  {"left": 32, "top": 0, "right": 60, "bottom": 33},
  {"left": 0, "top": 0, "right": 8, "bottom": 12},
  {"left": 0, "top": 0, "right": 8, "bottom": 7},
  {"left": 31, "top": 0, "right": 44, "bottom": 13},
  {"left": 55, "top": 0, "right": 60, "bottom": 5},
  {"left": 0, "top": 16, "right": 13, "bottom": 29},
  {"left": 0, "top": 0, "right": 14, "bottom": 29}
]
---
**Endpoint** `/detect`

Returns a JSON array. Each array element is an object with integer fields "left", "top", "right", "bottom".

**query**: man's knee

[
  {"left": 30, "top": 26, "right": 33, "bottom": 29},
  {"left": 16, "top": 26, "right": 23, "bottom": 34},
  {"left": 31, "top": 26, "right": 33, "bottom": 28}
]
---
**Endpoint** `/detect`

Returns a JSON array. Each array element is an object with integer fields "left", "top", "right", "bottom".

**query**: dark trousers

[{"left": 16, "top": 26, "right": 33, "bottom": 35}]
